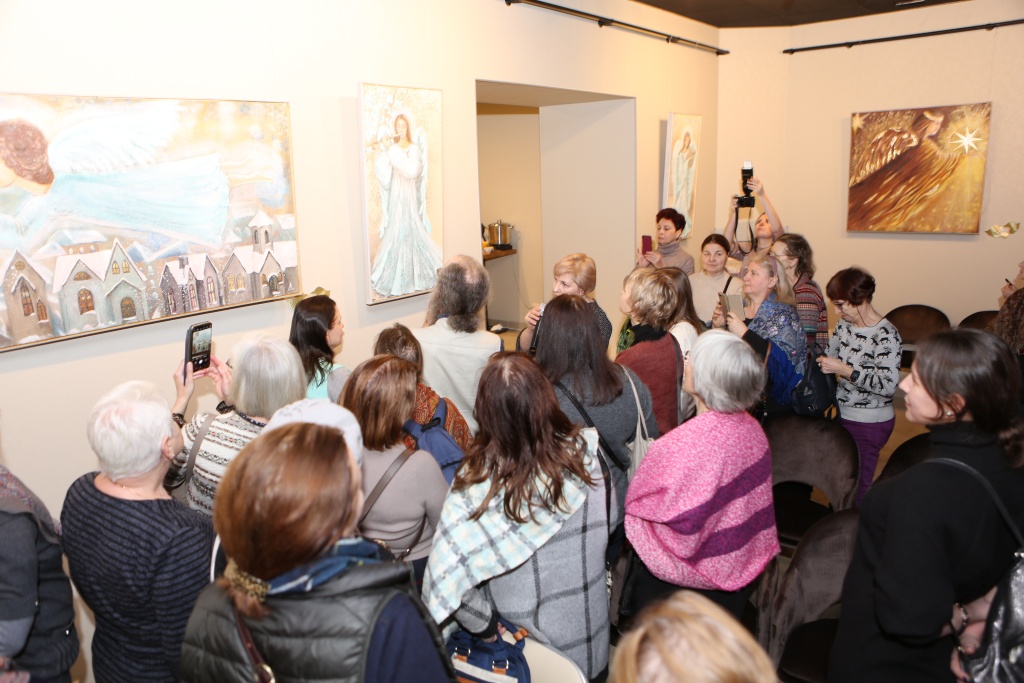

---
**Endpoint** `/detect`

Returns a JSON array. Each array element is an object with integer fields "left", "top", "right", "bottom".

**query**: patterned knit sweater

[
  {"left": 61, "top": 474, "right": 213, "bottom": 682},
  {"left": 625, "top": 410, "right": 779, "bottom": 591}
]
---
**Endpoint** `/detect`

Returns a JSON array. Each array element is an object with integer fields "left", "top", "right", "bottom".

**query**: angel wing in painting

[
  {"left": 0, "top": 101, "right": 228, "bottom": 249},
  {"left": 371, "top": 112, "right": 442, "bottom": 298},
  {"left": 847, "top": 111, "right": 962, "bottom": 232}
]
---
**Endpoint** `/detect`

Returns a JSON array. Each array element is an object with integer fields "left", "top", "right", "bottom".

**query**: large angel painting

[
  {"left": 662, "top": 113, "right": 701, "bottom": 236},
  {"left": 847, "top": 103, "right": 991, "bottom": 233},
  {"left": 0, "top": 94, "right": 299, "bottom": 352},
  {"left": 360, "top": 83, "right": 443, "bottom": 304}
]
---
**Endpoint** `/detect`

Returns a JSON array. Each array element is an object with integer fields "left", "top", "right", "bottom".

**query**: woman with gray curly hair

[{"left": 61, "top": 381, "right": 214, "bottom": 683}]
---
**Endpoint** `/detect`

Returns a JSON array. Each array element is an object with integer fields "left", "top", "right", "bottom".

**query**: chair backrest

[
  {"left": 520, "top": 637, "right": 587, "bottom": 683},
  {"left": 763, "top": 509, "right": 860, "bottom": 663},
  {"left": 884, "top": 304, "right": 951, "bottom": 345},
  {"left": 874, "top": 432, "right": 930, "bottom": 484},
  {"left": 765, "top": 414, "right": 860, "bottom": 511},
  {"left": 957, "top": 310, "right": 998, "bottom": 330}
]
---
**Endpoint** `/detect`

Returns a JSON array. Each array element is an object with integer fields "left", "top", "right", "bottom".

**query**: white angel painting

[
  {"left": 360, "top": 83, "right": 444, "bottom": 304},
  {"left": 0, "top": 101, "right": 229, "bottom": 250},
  {"left": 662, "top": 113, "right": 700, "bottom": 236}
]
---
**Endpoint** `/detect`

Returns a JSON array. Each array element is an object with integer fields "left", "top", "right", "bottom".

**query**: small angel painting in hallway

[
  {"left": 662, "top": 113, "right": 700, "bottom": 237},
  {"left": 360, "top": 83, "right": 443, "bottom": 304},
  {"left": 847, "top": 103, "right": 991, "bottom": 234}
]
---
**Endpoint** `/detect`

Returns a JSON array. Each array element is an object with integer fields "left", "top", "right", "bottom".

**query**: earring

[{"left": 945, "top": 410, "right": 954, "bottom": 417}]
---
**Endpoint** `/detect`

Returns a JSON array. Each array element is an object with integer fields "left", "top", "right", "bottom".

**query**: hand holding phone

[
  {"left": 642, "top": 235, "right": 653, "bottom": 254},
  {"left": 184, "top": 322, "right": 213, "bottom": 381}
]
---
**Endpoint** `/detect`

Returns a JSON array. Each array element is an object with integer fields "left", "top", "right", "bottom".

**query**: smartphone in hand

[
  {"left": 642, "top": 235, "right": 653, "bottom": 253},
  {"left": 184, "top": 322, "right": 213, "bottom": 380}
]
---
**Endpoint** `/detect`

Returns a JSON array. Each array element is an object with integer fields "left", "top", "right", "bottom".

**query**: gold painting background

[{"left": 847, "top": 102, "right": 990, "bottom": 234}]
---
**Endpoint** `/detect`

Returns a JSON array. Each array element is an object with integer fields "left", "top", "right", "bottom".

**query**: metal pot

[{"left": 487, "top": 219, "right": 514, "bottom": 250}]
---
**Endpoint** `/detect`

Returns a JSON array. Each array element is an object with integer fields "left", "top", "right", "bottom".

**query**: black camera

[{"left": 737, "top": 162, "right": 755, "bottom": 207}]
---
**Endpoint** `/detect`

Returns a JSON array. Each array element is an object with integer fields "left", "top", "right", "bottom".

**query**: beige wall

[
  {"left": 477, "top": 110, "right": 544, "bottom": 326},
  {"left": 0, "top": 1, "right": 719, "bottom": 678},
  {"left": 717, "top": 0, "right": 1024, "bottom": 324}
]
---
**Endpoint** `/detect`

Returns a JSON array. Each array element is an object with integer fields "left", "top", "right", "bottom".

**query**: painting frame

[
  {"left": 846, "top": 102, "right": 991, "bottom": 234},
  {"left": 0, "top": 93, "right": 302, "bottom": 353},
  {"left": 359, "top": 82, "right": 444, "bottom": 305},
  {"left": 662, "top": 113, "right": 701, "bottom": 238}
]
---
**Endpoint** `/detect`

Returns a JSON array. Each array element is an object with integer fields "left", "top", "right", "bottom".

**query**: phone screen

[
  {"left": 642, "top": 235, "right": 653, "bottom": 253},
  {"left": 185, "top": 322, "right": 213, "bottom": 377}
]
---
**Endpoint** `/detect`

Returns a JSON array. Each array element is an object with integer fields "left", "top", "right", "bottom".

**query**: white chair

[{"left": 501, "top": 631, "right": 587, "bottom": 683}]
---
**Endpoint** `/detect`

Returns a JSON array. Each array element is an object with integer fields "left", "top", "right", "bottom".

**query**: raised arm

[{"left": 749, "top": 178, "right": 784, "bottom": 238}]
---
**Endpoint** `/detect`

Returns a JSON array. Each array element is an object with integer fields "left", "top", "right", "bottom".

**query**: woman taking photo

[
  {"left": 181, "top": 423, "right": 454, "bottom": 682},
  {"left": 713, "top": 253, "right": 805, "bottom": 414},
  {"left": 62, "top": 381, "right": 214, "bottom": 682},
  {"left": 829, "top": 329, "right": 1024, "bottom": 683},
  {"left": 423, "top": 353, "right": 610, "bottom": 682},
  {"left": 817, "top": 267, "right": 902, "bottom": 504},
  {"left": 340, "top": 355, "right": 448, "bottom": 582},
  {"left": 770, "top": 233, "right": 828, "bottom": 354},
  {"left": 534, "top": 294, "right": 657, "bottom": 550},
  {"left": 168, "top": 334, "right": 306, "bottom": 517},
  {"left": 288, "top": 294, "right": 350, "bottom": 401},
  {"left": 690, "top": 233, "right": 742, "bottom": 329},
  {"left": 623, "top": 331, "right": 778, "bottom": 621},
  {"left": 518, "top": 252, "right": 613, "bottom": 352},
  {"left": 722, "top": 177, "right": 784, "bottom": 276},
  {"left": 636, "top": 208, "right": 694, "bottom": 275},
  {"left": 617, "top": 269, "right": 682, "bottom": 437}
]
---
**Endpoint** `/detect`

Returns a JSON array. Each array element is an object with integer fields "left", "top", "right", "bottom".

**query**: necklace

[
  {"left": 118, "top": 483, "right": 147, "bottom": 499},
  {"left": 235, "top": 410, "right": 267, "bottom": 428}
]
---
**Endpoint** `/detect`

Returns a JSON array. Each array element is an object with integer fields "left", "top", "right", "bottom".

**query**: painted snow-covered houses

[
  {"left": 2, "top": 251, "right": 55, "bottom": 344},
  {"left": 222, "top": 210, "right": 298, "bottom": 304},
  {"left": 53, "top": 240, "right": 149, "bottom": 331},
  {"left": 159, "top": 254, "right": 222, "bottom": 316}
]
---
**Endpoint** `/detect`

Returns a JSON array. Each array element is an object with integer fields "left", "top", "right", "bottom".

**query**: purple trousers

[{"left": 840, "top": 416, "right": 896, "bottom": 506}]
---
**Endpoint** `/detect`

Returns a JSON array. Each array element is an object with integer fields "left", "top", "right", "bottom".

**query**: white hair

[
  {"left": 230, "top": 334, "right": 307, "bottom": 418},
  {"left": 87, "top": 381, "right": 174, "bottom": 480},
  {"left": 690, "top": 330, "right": 766, "bottom": 413}
]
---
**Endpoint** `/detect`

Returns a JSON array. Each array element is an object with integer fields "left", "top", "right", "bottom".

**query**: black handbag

[
  {"left": 931, "top": 458, "right": 1024, "bottom": 682},
  {"left": 792, "top": 346, "right": 836, "bottom": 418}
]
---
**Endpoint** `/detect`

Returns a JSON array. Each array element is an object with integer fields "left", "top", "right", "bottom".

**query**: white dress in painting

[{"left": 371, "top": 126, "right": 442, "bottom": 298}]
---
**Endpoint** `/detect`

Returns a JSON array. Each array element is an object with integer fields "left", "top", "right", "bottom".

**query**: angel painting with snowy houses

[
  {"left": 361, "top": 84, "right": 443, "bottom": 304},
  {"left": 0, "top": 95, "right": 301, "bottom": 350},
  {"left": 847, "top": 103, "right": 990, "bottom": 234}
]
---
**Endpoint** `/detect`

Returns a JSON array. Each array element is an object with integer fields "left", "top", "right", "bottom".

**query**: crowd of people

[{"left": 3, "top": 177, "right": 1023, "bottom": 683}]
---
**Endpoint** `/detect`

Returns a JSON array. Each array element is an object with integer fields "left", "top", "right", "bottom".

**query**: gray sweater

[{"left": 453, "top": 483, "right": 610, "bottom": 680}]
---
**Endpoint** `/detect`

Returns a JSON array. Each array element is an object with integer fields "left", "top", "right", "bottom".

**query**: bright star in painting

[{"left": 951, "top": 127, "right": 982, "bottom": 154}]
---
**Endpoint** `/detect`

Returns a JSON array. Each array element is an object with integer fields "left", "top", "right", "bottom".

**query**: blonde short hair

[
  {"left": 553, "top": 253, "right": 596, "bottom": 296},
  {"left": 612, "top": 591, "right": 776, "bottom": 683},
  {"left": 747, "top": 252, "right": 795, "bottom": 306},
  {"left": 625, "top": 269, "right": 677, "bottom": 330}
]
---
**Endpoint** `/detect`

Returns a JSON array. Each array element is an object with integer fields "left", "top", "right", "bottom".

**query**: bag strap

[
  {"left": 623, "top": 368, "right": 650, "bottom": 441},
  {"left": 359, "top": 447, "right": 415, "bottom": 526},
  {"left": 232, "top": 605, "right": 275, "bottom": 683},
  {"left": 929, "top": 458, "right": 1024, "bottom": 548},
  {"left": 721, "top": 275, "right": 734, "bottom": 294},
  {"left": 669, "top": 334, "right": 684, "bottom": 426},
  {"left": 186, "top": 413, "right": 216, "bottom": 475},
  {"left": 554, "top": 381, "right": 629, "bottom": 472}
]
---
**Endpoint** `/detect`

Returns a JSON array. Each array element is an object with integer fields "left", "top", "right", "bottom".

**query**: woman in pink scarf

[{"left": 623, "top": 330, "right": 779, "bottom": 620}]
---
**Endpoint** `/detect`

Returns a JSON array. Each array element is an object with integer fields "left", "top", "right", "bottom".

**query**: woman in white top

[{"left": 690, "top": 233, "right": 743, "bottom": 329}]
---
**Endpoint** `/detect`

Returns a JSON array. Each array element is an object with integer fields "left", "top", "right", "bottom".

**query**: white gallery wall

[{"left": 717, "top": 0, "right": 1024, "bottom": 324}]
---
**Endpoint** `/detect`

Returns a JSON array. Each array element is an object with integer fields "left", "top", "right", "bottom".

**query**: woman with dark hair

[
  {"left": 340, "top": 356, "right": 448, "bottom": 582},
  {"left": 817, "top": 267, "right": 902, "bottom": 503},
  {"left": 664, "top": 267, "right": 704, "bottom": 355},
  {"left": 691, "top": 233, "right": 743, "bottom": 328},
  {"left": 618, "top": 269, "right": 680, "bottom": 437},
  {"left": 288, "top": 294, "right": 349, "bottom": 401},
  {"left": 624, "top": 331, "right": 777, "bottom": 621},
  {"left": 423, "top": 353, "right": 610, "bottom": 682},
  {"left": 373, "top": 323, "right": 471, "bottom": 450},
  {"left": 635, "top": 208, "right": 694, "bottom": 275},
  {"left": 771, "top": 233, "right": 828, "bottom": 353},
  {"left": 713, "top": 252, "right": 805, "bottom": 416},
  {"left": 180, "top": 423, "right": 454, "bottom": 682},
  {"left": 829, "top": 328, "right": 1024, "bottom": 683},
  {"left": 534, "top": 294, "right": 656, "bottom": 547}
]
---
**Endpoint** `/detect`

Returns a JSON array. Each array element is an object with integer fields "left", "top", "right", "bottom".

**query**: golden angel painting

[
  {"left": 847, "top": 103, "right": 990, "bottom": 234},
  {"left": 360, "top": 84, "right": 443, "bottom": 304}
]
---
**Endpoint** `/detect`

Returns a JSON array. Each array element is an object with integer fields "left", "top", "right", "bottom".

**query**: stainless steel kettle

[{"left": 487, "top": 219, "right": 514, "bottom": 249}]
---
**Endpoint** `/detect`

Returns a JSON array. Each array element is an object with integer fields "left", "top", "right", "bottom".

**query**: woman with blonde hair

[
  {"left": 181, "top": 423, "right": 453, "bottom": 681},
  {"left": 340, "top": 355, "right": 448, "bottom": 582},
  {"left": 612, "top": 591, "right": 775, "bottom": 683},
  {"left": 518, "top": 252, "right": 612, "bottom": 351}
]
